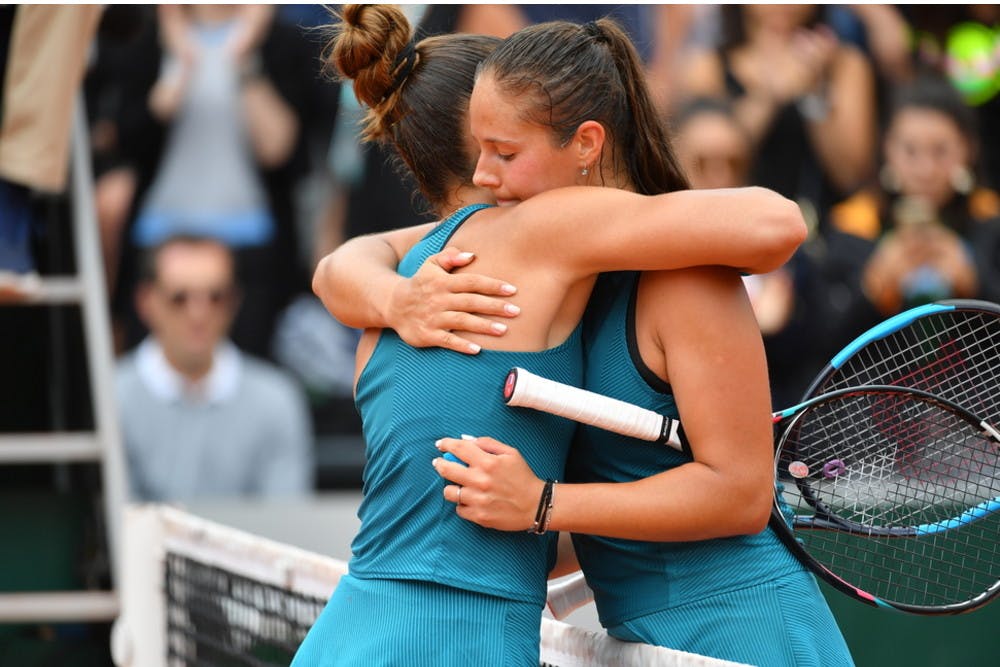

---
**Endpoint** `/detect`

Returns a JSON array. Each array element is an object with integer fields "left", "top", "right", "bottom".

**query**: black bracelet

[{"left": 530, "top": 479, "right": 556, "bottom": 535}]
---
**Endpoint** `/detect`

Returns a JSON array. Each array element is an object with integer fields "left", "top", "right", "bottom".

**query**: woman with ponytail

[{"left": 296, "top": 7, "right": 812, "bottom": 665}]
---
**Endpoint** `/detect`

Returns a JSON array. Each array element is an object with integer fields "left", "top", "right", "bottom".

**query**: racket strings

[
  {"left": 779, "top": 390, "right": 1000, "bottom": 608},
  {"left": 821, "top": 312, "right": 1000, "bottom": 424}
]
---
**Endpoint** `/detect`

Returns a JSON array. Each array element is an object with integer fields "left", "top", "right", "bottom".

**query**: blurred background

[{"left": 1, "top": 4, "right": 1000, "bottom": 666}]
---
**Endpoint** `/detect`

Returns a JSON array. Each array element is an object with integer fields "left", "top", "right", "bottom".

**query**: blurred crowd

[{"left": 5, "top": 4, "right": 1000, "bottom": 497}]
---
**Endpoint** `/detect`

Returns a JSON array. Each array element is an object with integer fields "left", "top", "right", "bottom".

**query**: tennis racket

[{"left": 505, "top": 368, "right": 1000, "bottom": 615}]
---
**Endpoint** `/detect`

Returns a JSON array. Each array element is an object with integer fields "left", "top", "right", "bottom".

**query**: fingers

[
  {"left": 435, "top": 247, "right": 477, "bottom": 271},
  {"left": 429, "top": 248, "right": 520, "bottom": 301}
]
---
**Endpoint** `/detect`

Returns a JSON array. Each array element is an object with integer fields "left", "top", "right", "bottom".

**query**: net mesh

[{"left": 121, "top": 506, "right": 747, "bottom": 667}]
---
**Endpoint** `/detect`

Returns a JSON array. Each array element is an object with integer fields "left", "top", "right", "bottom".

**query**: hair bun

[{"left": 327, "top": 4, "right": 413, "bottom": 109}]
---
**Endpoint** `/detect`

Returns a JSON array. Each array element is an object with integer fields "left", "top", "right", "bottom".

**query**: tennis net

[{"left": 112, "top": 505, "right": 748, "bottom": 667}]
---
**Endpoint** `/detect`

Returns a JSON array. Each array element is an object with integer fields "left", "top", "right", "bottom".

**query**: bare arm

[
  {"left": 314, "top": 186, "right": 803, "bottom": 353},
  {"left": 312, "top": 225, "right": 521, "bottom": 353},
  {"left": 801, "top": 46, "right": 877, "bottom": 193},
  {"left": 433, "top": 267, "right": 775, "bottom": 540},
  {"left": 507, "top": 186, "right": 806, "bottom": 279}
]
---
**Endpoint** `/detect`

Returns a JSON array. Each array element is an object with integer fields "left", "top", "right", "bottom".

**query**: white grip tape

[
  {"left": 546, "top": 571, "right": 595, "bottom": 620},
  {"left": 504, "top": 367, "right": 684, "bottom": 451}
]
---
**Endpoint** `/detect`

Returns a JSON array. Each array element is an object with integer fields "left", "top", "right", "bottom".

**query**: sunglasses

[{"left": 160, "top": 286, "right": 236, "bottom": 310}]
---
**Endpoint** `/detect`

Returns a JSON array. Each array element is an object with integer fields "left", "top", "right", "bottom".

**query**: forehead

[
  {"left": 156, "top": 242, "right": 233, "bottom": 284},
  {"left": 470, "top": 74, "right": 533, "bottom": 139},
  {"left": 890, "top": 108, "right": 963, "bottom": 142}
]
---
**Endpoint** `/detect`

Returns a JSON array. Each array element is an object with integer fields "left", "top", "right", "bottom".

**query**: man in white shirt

[{"left": 115, "top": 234, "right": 312, "bottom": 500}]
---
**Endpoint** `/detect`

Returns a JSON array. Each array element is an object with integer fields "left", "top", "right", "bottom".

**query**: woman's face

[
  {"left": 675, "top": 111, "right": 751, "bottom": 190},
  {"left": 469, "top": 74, "right": 582, "bottom": 207},
  {"left": 885, "top": 107, "right": 971, "bottom": 209}
]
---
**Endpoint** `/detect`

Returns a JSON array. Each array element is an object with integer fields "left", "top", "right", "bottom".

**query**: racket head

[
  {"left": 770, "top": 384, "right": 1000, "bottom": 614},
  {"left": 806, "top": 299, "right": 1000, "bottom": 423}
]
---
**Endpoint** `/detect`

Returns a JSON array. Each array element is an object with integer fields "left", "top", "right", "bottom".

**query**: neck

[
  {"left": 163, "top": 348, "right": 214, "bottom": 384},
  {"left": 440, "top": 185, "right": 494, "bottom": 216}
]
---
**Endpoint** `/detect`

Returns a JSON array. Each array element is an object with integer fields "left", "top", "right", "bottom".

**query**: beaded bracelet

[{"left": 530, "top": 479, "right": 556, "bottom": 535}]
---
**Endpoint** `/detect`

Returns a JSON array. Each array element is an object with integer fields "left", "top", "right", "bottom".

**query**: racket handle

[
  {"left": 503, "top": 367, "right": 686, "bottom": 452},
  {"left": 546, "top": 571, "right": 595, "bottom": 620}
]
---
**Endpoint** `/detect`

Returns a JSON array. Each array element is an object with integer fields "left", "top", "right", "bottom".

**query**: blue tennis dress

[
  {"left": 568, "top": 272, "right": 855, "bottom": 667},
  {"left": 292, "top": 205, "right": 584, "bottom": 666}
]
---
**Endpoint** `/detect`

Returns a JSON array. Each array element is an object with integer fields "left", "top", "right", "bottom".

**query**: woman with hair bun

[{"left": 294, "top": 7, "right": 808, "bottom": 665}]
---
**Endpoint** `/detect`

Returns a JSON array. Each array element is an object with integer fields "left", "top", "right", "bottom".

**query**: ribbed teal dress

[
  {"left": 567, "top": 272, "right": 854, "bottom": 667},
  {"left": 292, "top": 205, "right": 583, "bottom": 666}
]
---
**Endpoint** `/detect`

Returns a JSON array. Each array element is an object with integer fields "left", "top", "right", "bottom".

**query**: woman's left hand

[{"left": 432, "top": 436, "right": 546, "bottom": 532}]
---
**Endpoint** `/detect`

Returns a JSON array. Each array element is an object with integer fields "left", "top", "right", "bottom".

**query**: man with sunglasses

[{"left": 115, "top": 234, "right": 313, "bottom": 501}]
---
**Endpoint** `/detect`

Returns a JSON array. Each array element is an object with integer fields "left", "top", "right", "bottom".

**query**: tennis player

[
  {"left": 293, "top": 7, "right": 807, "bottom": 666},
  {"left": 426, "top": 21, "right": 854, "bottom": 667}
]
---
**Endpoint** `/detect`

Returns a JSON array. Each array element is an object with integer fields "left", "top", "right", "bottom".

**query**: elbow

[
  {"left": 311, "top": 256, "right": 332, "bottom": 302},
  {"left": 755, "top": 190, "right": 808, "bottom": 273},
  {"left": 256, "top": 129, "right": 298, "bottom": 170},
  {"left": 732, "top": 481, "right": 774, "bottom": 535}
]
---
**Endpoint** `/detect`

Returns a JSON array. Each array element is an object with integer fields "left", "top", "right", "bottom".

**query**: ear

[{"left": 572, "top": 120, "right": 605, "bottom": 167}]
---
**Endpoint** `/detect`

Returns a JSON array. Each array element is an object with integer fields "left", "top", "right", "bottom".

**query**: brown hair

[
  {"left": 324, "top": 5, "right": 500, "bottom": 212},
  {"left": 478, "top": 19, "right": 689, "bottom": 195}
]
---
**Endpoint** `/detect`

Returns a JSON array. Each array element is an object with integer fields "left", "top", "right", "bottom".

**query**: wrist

[
  {"left": 239, "top": 51, "right": 264, "bottom": 86},
  {"left": 529, "top": 479, "right": 556, "bottom": 535},
  {"left": 381, "top": 274, "right": 410, "bottom": 329},
  {"left": 797, "top": 89, "right": 830, "bottom": 122}
]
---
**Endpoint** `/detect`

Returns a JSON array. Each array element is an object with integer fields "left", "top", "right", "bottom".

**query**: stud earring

[
  {"left": 879, "top": 165, "right": 900, "bottom": 193},
  {"left": 951, "top": 166, "right": 974, "bottom": 195},
  {"left": 581, "top": 166, "right": 589, "bottom": 176}
]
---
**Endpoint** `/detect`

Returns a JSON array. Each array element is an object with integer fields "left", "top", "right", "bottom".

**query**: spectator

[
  {"left": 679, "top": 4, "right": 878, "bottom": 232},
  {"left": 824, "top": 73, "right": 1000, "bottom": 350},
  {"left": 116, "top": 234, "right": 313, "bottom": 501}
]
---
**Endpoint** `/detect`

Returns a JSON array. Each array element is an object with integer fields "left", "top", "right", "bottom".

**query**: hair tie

[
  {"left": 582, "top": 20, "right": 605, "bottom": 42},
  {"left": 380, "top": 40, "right": 418, "bottom": 104}
]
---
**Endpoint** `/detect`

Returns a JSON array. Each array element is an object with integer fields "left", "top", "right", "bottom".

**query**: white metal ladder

[{"left": 0, "top": 98, "right": 127, "bottom": 623}]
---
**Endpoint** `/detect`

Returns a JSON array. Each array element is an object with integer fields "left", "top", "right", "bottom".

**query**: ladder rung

[
  {"left": 19, "top": 276, "right": 85, "bottom": 305},
  {"left": 0, "top": 433, "right": 102, "bottom": 463},
  {"left": 0, "top": 591, "right": 119, "bottom": 622}
]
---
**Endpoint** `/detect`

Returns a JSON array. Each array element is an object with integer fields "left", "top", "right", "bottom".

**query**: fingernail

[
  {"left": 460, "top": 434, "right": 476, "bottom": 440},
  {"left": 457, "top": 252, "right": 475, "bottom": 261},
  {"left": 501, "top": 283, "right": 517, "bottom": 295},
  {"left": 435, "top": 439, "right": 444, "bottom": 449},
  {"left": 491, "top": 322, "right": 507, "bottom": 334},
  {"left": 504, "top": 304, "right": 521, "bottom": 315},
  {"left": 468, "top": 343, "right": 481, "bottom": 353}
]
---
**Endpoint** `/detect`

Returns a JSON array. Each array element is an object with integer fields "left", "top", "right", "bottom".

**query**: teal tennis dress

[
  {"left": 292, "top": 205, "right": 583, "bottom": 666},
  {"left": 568, "top": 272, "right": 855, "bottom": 667}
]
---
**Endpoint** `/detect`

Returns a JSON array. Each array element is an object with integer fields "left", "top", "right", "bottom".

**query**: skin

[
  {"left": 135, "top": 241, "right": 239, "bottom": 381},
  {"left": 674, "top": 110, "right": 752, "bottom": 191}
]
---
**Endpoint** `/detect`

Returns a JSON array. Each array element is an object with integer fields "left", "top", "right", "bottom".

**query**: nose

[{"left": 472, "top": 153, "right": 498, "bottom": 189}]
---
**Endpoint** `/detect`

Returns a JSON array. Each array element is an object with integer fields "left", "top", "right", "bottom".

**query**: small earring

[
  {"left": 581, "top": 166, "right": 589, "bottom": 176},
  {"left": 879, "top": 164, "right": 900, "bottom": 193},
  {"left": 951, "top": 166, "right": 974, "bottom": 194}
]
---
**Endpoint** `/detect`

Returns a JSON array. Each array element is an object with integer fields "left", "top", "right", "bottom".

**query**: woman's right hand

[{"left": 386, "top": 247, "right": 521, "bottom": 354}]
